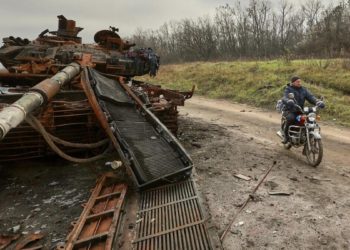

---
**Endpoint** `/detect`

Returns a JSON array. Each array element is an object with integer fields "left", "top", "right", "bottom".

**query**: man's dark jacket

[{"left": 282, "top": 83, "right": 317, "bottom": 112}]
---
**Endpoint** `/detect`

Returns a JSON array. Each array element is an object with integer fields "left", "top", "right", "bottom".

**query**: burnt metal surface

[
  {"left": 89, "top": 69, "right": 192, "bottom": 188},
  {"left": 0, "top": 90, "right": 106, "bottom": 162},
  {"left": 0, "top": 16, "right": 193, "bottom": 163},
  {"left": 0, "top": 234, "right": 20, "bottom": 249},
  {"left": 134, "top": 180, "right": 215, "bottom": 250},
  {"left": 14, "top": 233, "right": 44, "bottom": 250},
  {"left": 64, "top": 173, "right": 127, "bottom": 250},
  {"left": 0, "top": 16, "right": 159, "bottom": 77},
  {"left": 0, "top": 62, "right": 80, "bottom": 140},
  {"left": 131, "top": 80, "right": 194, "bottom": 135}
]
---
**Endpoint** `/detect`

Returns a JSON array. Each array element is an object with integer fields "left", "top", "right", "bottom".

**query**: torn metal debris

[
  {"left": 14, "top": 233, "right": 45, "bottom": 250},
  {"left": 64, "top": 173, "right": 127, "bottom": 250},
  {"left": 0, "top": 234, "right": 20, "bottom": 250}
]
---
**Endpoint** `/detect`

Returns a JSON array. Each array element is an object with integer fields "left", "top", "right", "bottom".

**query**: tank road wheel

[{"left": 305, "top": 138, "right": 323, "bottom": 167}]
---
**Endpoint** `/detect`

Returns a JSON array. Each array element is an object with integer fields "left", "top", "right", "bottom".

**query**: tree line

[{"left": 130, "top": 0, "right": 350, "bottom": 63}]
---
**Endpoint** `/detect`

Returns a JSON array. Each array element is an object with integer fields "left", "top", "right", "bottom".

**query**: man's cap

[{"left": 291, "top": 76, "right": 300, "bottom": 83}]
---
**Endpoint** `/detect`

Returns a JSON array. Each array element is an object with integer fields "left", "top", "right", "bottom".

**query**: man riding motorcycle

[{"left": 281, "top": 76, "right": 325, "bottom": 144}]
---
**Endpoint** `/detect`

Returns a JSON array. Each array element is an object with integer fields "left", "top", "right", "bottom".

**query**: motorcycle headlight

[
  {"left": 308, "top": 112, "right": 316, "bottom": 122},
  {"left": 303, "top": 107, "right": 309, "bottom": 112}
]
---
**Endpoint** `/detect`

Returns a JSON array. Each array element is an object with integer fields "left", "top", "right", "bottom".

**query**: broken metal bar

[
  {"left": 86, "top": 209, "right": 114, "bottom": 220},
  {"left": 95, "top": 191, "right": 121, "bottom": 200},
  {"left": 72, "top": 232, "right": 108, "bottom": 248},
  {"left": 220, "top": 161, "right": 277, "bottom": 242}
]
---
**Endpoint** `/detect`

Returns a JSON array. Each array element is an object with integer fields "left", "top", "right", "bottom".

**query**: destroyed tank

[
  {"left": 0, "top": 17, "right": 223, "bottom": 250},
  {"left": 0, "top": 15, "right": 159, "bottom": 77},
  {"left": 0, "top": 15, "right": 194, "bottom": 181}
]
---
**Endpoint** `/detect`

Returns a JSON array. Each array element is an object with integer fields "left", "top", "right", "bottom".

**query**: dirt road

[{"left": 178, "top": 96, "right": 350, "bottom": 249}]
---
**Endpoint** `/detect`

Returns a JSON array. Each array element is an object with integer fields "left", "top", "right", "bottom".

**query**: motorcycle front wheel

[{"left": 305, "top": 138, "right": 323, "bottom": 167}]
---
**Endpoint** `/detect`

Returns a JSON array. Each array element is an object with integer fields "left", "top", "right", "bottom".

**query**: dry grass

[{"left": 137, "top": 59, "right": 350, "bottom": 126}]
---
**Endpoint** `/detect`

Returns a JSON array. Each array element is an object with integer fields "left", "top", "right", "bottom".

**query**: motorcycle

[{"left": 276, "top": 94, "right": 324, "bottom": 167}]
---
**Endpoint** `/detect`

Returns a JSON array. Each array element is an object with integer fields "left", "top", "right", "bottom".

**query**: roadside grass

[{"left": 137, "top": 59, "right": 350, "bottom": 127}]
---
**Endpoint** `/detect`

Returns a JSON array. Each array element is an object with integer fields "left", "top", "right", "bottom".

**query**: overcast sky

[{"left": 0, "top": 0, "right": 334, "bottom": 44}]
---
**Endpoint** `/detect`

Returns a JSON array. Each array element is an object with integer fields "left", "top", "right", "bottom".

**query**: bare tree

[
  {"left": 302, "top": 0, "right": 324, "bottom": 29},
  {"left": 128, "top": 0, "right": 350, "bottom": 62},
  {"left": 278, "top": 0, "right": 294, "bottom": 52},
  {"left": 247, "top": 0, "right": 271, "bottom": 57},
  {"left": 215, "top": 4, "right": 237, "bottom": 58}
]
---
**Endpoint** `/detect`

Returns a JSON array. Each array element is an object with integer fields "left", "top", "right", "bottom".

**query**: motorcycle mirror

[
  {"left": 288, "top": 93, "right": 294, "bottom": 99},
  {"left": 320, "top": 96, "right": 324, "bottom": 101}
]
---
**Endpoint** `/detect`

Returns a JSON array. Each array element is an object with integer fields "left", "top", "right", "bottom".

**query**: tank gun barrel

[{"left": 0, "top": 62, "right": 80, "bottom": 140}]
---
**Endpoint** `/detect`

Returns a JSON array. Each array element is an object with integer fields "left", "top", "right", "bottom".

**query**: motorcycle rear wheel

[{"left": 305, "top": 138, "right": 323, "bottom": 167}]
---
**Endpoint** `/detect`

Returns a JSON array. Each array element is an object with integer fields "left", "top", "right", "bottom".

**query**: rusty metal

[
  {"left": 131, "top": 80, "right": 195, "bottom": 135},
  {"left": 0, "top": 15, "right": 192, "bottom": 163},
  {"left": 14, "top": 233, "right": 44, "bottom": 250},
  {"left": 94, "top": 29, "right": 135, "bottom": 51},
  {"left": 80, "top": 68, "right": 122, "bottom": 153},
  {"left": 0, "top": 96, "right": 106, "bottom": 162},
  {"left": 134, "top": 180, "right": 214, "bottom": 250},
  {"left": 0, "top": 62, "right": 80, "bottom": 140},
  {"left": 64, "top": 172, "right": 127, "bottom": 250},
  {"left": 0, "top": 16, "right": 159, "bottom": 77},
  {"left": 0, "top": 234, "right": 20, "bottom": 249},
  {"left": 0, "top": 73, "right": 50, "bottom": 81},
  {"left": 91, "top": 69, "right": 192, "bottom": 188}
]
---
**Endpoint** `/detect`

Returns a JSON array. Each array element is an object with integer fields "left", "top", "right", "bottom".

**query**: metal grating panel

[
  {"left": 134, "top": 180, "right": 213, "bottom": 250},
  {"left": 90, "top": 68, "right": 192, "bottom": 188},
  {"left": 106, "top": 102, "right": 188, "bottom": 181}
]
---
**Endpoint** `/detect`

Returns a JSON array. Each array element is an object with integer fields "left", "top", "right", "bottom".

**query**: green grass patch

[{"left": 137, "top": 59, "right": 350, "bottom": 127}]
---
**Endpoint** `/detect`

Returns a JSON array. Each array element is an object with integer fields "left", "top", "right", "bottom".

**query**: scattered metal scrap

[
  {"left": 234, "top": 173, "right": 251, "bottom": 181},
  {"left": 268, "top": 191, "right": 293, "bottom": 196},
  {"left": 0, "top": 234, "right": 20, "bottom": 250},
  {"left": 14, "top": 233, "right": 44, "bottom": 250},
  {"left": 220, "top": 161, "right": 277, "bottom": 242},
  {"left": 131, "top": 80, "right": 194, "bottom": 134},
  {"left": 305, "top": 176, "right": 332, "bottom": 182},
  {"left": 63, "top": 173, "right": 127, "bottom": 250}
]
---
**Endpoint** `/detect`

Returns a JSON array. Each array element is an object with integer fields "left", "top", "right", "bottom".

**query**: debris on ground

[
  {"left": 234, "top": 174, "right": 251, "bottom": 181},
  {"left": 14, "top": 233, "right": 44, "bottom": 250},
  {"left": 0, "top": 234, "right": 20, "bottom": 250},
  {"left": 268, "top": 191, "right": 293, "bottom": 196}
]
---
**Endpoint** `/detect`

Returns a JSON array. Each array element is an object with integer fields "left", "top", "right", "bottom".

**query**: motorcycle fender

[{"left": 309, "top": 131, "right": 322, "bottom": 139}]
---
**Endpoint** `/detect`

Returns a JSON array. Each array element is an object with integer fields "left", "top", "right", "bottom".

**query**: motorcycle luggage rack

[{"left": 288, "top": 125, "right": 305, "bottom": 145}]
